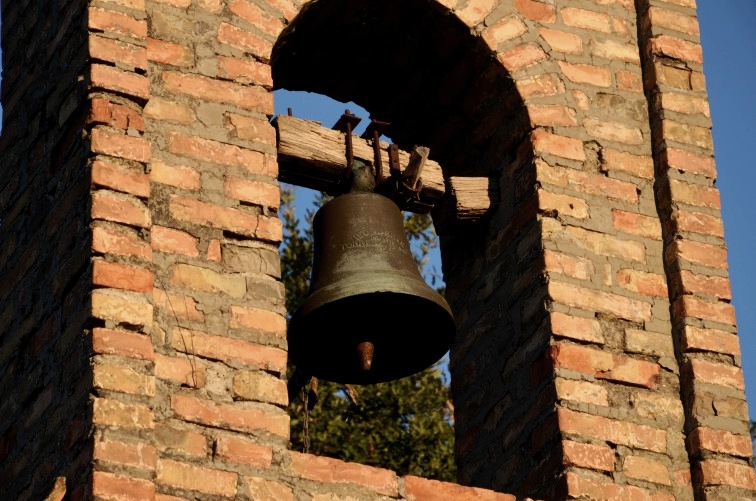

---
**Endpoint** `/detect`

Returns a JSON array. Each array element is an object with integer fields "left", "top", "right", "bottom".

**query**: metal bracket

[{"left": 361, "top": 119, "right": 391, "bottom": 183}]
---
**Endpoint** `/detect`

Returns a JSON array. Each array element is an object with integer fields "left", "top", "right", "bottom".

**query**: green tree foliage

[{"left": 280, "top": 186, "right": 456, "bottom": 481}]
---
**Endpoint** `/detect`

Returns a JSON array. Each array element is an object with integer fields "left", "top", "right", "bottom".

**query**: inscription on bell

[{"left": 342, "top": 230, "right": 407, "bottom": 253}]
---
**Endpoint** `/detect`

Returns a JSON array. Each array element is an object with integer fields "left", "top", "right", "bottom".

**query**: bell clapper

[{"left": 357, "top": 341, "right": 375, "bottom": 372}]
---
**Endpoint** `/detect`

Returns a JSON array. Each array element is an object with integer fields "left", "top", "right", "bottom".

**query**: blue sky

[{"left": 0, "top": 2, "right": 753, "bottom": 420}]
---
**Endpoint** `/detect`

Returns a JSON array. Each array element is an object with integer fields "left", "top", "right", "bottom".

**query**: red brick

[
  {"left": 242, "top": 477, "right": 294, "bottom": 501},
  {"left": 170, "top": 263, "right": 246, "bottom": 298},
  {"left": 215, "top": 435, "right": 273, "bottom": 466},
  {"left": 592, "top": 39, "right": 640, "bottom": 63},
  {"left": 557, "top": 408, "right": 666, "bottom": 452},
  {"left": 624, "top": 455, "right": 671, "bottom": 485},
  {"left": 207, "top": 239, "right": 222, "bottom": 262},
  {"left": 89, "top": 34, "right": 148, "bottom": 70},
  {"left": 153, "top": 0, "right": 191, "bottom": 6},
  {"left": 266, "top": 0, "right": 298, "bottom": 20},
  {"left": 92, "top": 190, "right": 150, "bottom": 227},
  {"left": 89, "top": 6, "right": 148, "bottom": 39},
  {"left": 91, "top": 128, "right": 151, "bottom": 163},
  {"left": 218, "top": 56, "right": 273, "bottom": 87},
  {"left": 232, "top": 370, "right": 288, "bottom": 405},
  {"left": 688, "top": 427, "right": 752, "bottom": 458},
  {"left": 551, "top": 343, "right": 660, "bottom": 388},
  {"left": 497, "top": 43, "right": 548, "bottom": 71},
  {"left": 217, "top": 22, "right": 273, "bottom": 61},
  {"left": 171, "top": 328, "right": 286, "bottom": 372},
  {"left": 92, "top": 224, "right": 151, "bottom": 260},
  {"left": 230, "top": 305, "right": 286, "bottom": 336},
  {"left": 612, "top": 210, "right": 662, "bottom": 240},
  {"left": 675, "top": 210, "right": 724, "bottom": 238},
  {"left": 172, "top": 394, "right": 289, "bottom": 437},
  {"left": 562, "top": 7, "right": 611, "bottom": 33},
  {"left": 94, "top": 438, "right": 157, "bottom": 470},
  {"left": 151, "top": 225, "right": 200, "bottom": 257},
  {"left": 89, "top": 98, "right": 145, "bottom": 131},
  {"left": 549, "top": 280, "right": 652, "bottom": 323},
  {"left": 537, "top": 161, "right": 638, "bottom": 202},
  {"left": 550, "top": 311, "right": 603, "bottom": 344},
  {"left": 562, "top": 440, "right": 614, "bottom": 471},
  {"left": 673, "top": 295, "right": 736, "bottom": 325},
  {"left": 584, "top": 117, "right": 643, "bottom": 145},
  {"left": 170, "top": 195, "right": 282, "bottom": 242},
  {"left": 482, "top": 15, "right": 528, "bottom": 48},
  {"left": 229, "top": 0, "right": 284, "bottom": 36},
  {"left": 516, "top": 73, "right": 565, "bottom": 99},
  {"left": 155, "top": 425, "right": 207, "bottom": 458},
  {"left": 558, "top": 61, "right": 612, "bottom": 87},
  {"left": 168, "top": 131, "right": 275, "bottom": 176},
  {"left": 566, "top": 226, "right": 646, "bottom": 262},
  {"left": 150, "top": 159, "right": 201, "bottom": 190},
  {"left": 224, "top": 177, "right": 279, "bottom": 209},
  {"left": 289, "top": 452, "right": 399, "bottom": 496},
  {"left": 660, "top": 119, "right": 713, "bottom": 149},
  {"left": 514, "top": 0, "right": 556, "bottom": 23},
  {"left": 663, "top": 148, "right": 716, "bottom": 178},
  {"left": 660, "top": 92, "right": 710, "bottom": 117},
  {"left": 93, "top": 260, "right": 153, "bottom": 292},
  {"left": 144, "top": 99, "right": 195, "bottom": 125},
  {"left": 565, "top": 472, "right": 663, "bottom": 501},
  {"left": 92, "top": 160, "right": 150, "bottom": 198},
  {"left": 404, "top": 475, "right": 514, "bottom": 500},
  {"left": 157, "top": 459, "right": 237, "bottom": 497},
  {"left": 625, "top": 329, "right": 674, "bottom": 358},
  {"left": 163, "top": 71, "right": 272, "bottom": 114},
  {"left": 92, "top": 328, "right": 154, "bottom": 360},
  {"left": 91, "top": 289, "right": 153, "bottom": 328},
  {"left": 649, "top": 35, "right": 703, "bottom": 63},
  {"left": 696, "top": 459, "right": 756, "bottom": 490},
  {"left": 92, "top": 471, "right": 155, "bottom": 501},
  {"left": 93, "top": 397, "right": 154, "bottom": 429},
  {"left": 543, "top": 249, "right": 594, "bottom": 280},
  {"left": 537, "top": 190, "right": 589, "bottom": 219},
  {"left": 101, "top": 0, "right": 146, "bottom": 9},
  {"left": 617, "top": 269, "right": 668, "bottom": 297},
  {"left": 537, "top": 28, "right": 582, "bottom": 54},
  {"left": 531, "top": 130, "right": 585, "bottom": 161},
  {"left": 667, "top": 239, "right": 728, "bottom": 269},
  {"left": 617, "top": 70, "right": 643, "bottom": 93},
  {"left": 197, "top": 0, "right": 224, "bottom": 12},
  {"left": 154, "top": 353, "right": 206, "bottom": 388},
  {"left": 555, "top": 378, "right": 608, "bottom": 406},
  {"left": 602, "top": 149, "right": 654, "bottom": 179},
  {"left": 226, "top": 113, "right": 276, "bottom": 143},
  {"left": 668, "top": 180, "right": 721, "bottom": 209},
  {"left": 648, "top": 7, "right": 700, "bottom": 36},
  {"left": 153, "top": 288, "right": 204, "bottom": 322},
  {"left": 688, "top": 359, "right": 744, "bottom": 390},
  {"left": 91, "top": 64, "right": 150, "bottom": 100},
  {"left": 147, "top": 37, "right": 193, "bottom": 66},
  {"left": 681, "top": 326, "right": 740, "bottom": 357},
  {"left": 528, "top": 104, "right": 578, "bottom": 126}
]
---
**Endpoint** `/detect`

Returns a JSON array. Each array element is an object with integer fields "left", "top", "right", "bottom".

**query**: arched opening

[{"left": 272, "top": 0, "right": 552, "bottom": 495}]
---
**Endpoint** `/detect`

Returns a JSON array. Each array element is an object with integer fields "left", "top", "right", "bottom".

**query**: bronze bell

[{"left": 288, "top": 191, "right": 455, "bottom": 384}]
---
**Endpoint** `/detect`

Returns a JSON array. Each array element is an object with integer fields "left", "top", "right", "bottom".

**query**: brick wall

[{"left": 0, "top": 0, "right": 754, "bottom": 499}]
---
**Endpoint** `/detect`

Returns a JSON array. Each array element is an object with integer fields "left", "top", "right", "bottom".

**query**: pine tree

[{"left": 280, "top": 186, "right": 456, "bottom": 481}]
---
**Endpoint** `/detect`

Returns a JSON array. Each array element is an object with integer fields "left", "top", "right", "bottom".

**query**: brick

[
  {"left": 537, "top": 161, "right": 638, "bottom": 202},
  {"left": 612, "top": 210, "right": 662, "bottom": 240},
  {"left": 565, "top": 472, "right": 662, "bottom": 501},
  {"left": 171, "top": 263, "right": 247, "bottom": 298},
  {"left": 593, "top": 39, "right": 640, "bottom": 63},
  {"left": 625, "top": 329, "right": 674, "bottom": 357},
  {"left": 660, "top": 92, "right": 710, "bottom": 117},
  {"left": 696, "top": 460, "right": 756, "bottom": 490},
  {"left": 558, "top": 61, "right": 612, "bottom": 87},
  {"left": 218, "top": 22, "right": 273, "bottom": 61},
  {"left": 172, "top": 394, "right": 289, "bottom": 437},
  {"left": 150, "top": 159, "right": 201, "bottom": 190},
  {"left": 562, "top": 8, "right": 611, "bottom": 33},
  {"left": 151, "top": 225, "right": 200, "bottom": 257},
  {"left": 674, "top": 295, "right": 735, "bottom": 325},
  {"left": 688, "top": 427, "right": 752, "bottom": 458},
  {"left": 555, "top": 377, "right": 608, "bottom": 406},
  {"left": 94, "top": 438, "right": 157, "bottom": 470},
  {"left": 616, "top": 70, "right": 643, "bottom": 93},
  {"left": 266, "top": 0, "right": 298, "bottom": 20},
  {"left": 289, "top": 451, "right": 399, "bottom": 496},
  {"left": 668, "top": 239, "right": 728, "bottom": 269},
  {"left": 624, "top": 455, "right": 671, "bottom": 485},
  {"left": 155, "top": 425, "right": 207, "bottom": 457},
  {"left": 91, "top": 289, "right": 154, "bottom": 328},
  {"left": 93, "top": 328, "right": 154, "bottom": 360},
  {"left": 649, "top": 6, "right": 700, "bottom": 35},
  {"left": 207, "top": 239, "right": 222, "bottom": 262},
  {"left": 44, "top": 477, "right": 66, "bottom": 501},
  {"left": 537, "top": 28, "right": 582, "bottom": 54},
  {"left": 92, "top": 471, "right": 155, "bottom": 501},
  {"left": 551, "top": 343, "right": 660, "bottom": 388},
  {"left": 663, "top": 148, "right": 716, "bottom": 177},
  {"left": 562, "top": 440, "right": 614, "bottom": 471},
  {"left": 93, "top": 397, "right": 154, "bottom": 429},
  {"left": 404, "top": 475, "right": 514, "bottom": 500},
  {"left": 153, "top": 0, "right": 191, "bottom": 6},
  {"left": 482, "top": 15, "right": 528, "bottom": 48},
  {"left": 92, "top": 190, "right": 150, "bottom": 227},
  {"left": 232, "top": 370, "right": 287, "bottom": 405},
  {"left": 631, "top": 392, "right": 684, "bottom": 423},
  {"left": 89, "top": 34, "right": 148, "bottom": 70},
  {"left": 617, "top": 269, "right": 667, "bottom": 297},
  {"left": 170, "top": 195, "right": 282, "bottom": 242},
  {"left": 668, "top": 179, "right": 721, "bottom": 209},
  {"left": 89, "top": 98, "right": 145, "bottom": 131},
  {"left": 602, "top": 149, "right": 654, "bottom": 179},
  {"left": 226, "top": 113, "right": 276, "bottom": 143},
  {"left": 229, "top": 0, "right": 284, "bottom": 36},
  {"left": 497, "top": 43, "right": 548, "bottom": 71},
  {"left": 681, "top": 326, "right": 740, "bottom": 357},
  {"left": 550, "top": 311, "right": 603, "bottom": 344},
  {"left": 543, "top": 249, "right": 594, "bottom": 280},
  {"left": 224, "top": 177, "right": 280, "bottom": 209},
  {"left": 91, "top": 64, "right": 150, "bottom": 100},
  {"left": 242, "top": 477, "right": 294, "bottom": 501},
  {"left": 674, "top": 269, "right": 732, "bottom": 300},
  {"left": 157, "top": 459, "right": 237, "bottom": 497},
  {"left": 528, "top": 104, "right": 578, "bottom": 126},
  {"left": 537, "top": 190, "right": 589, "bottom": 219},
  {"left": 566, "top": 226, "right": 646, "bottom": 263},
  {"left": 514, "top": 0, "right": 556, "bottom": 23},
  {"left": 557, "top": 408, "right": 667, "bottom": 452},
  {"left": 688, "top": 359, "right": 744, "bottom": 390},
  {"left": 649, "top": 35, "right": 703, "bottom": 63},
  {"left": 197, "top": 0, "right": 224, "bottom": 12},
  {"left": 144, "top": 98, "right": 195, "bottom": 125},
  {"left": 215, "top": 435, "right": 273, "bottom": 466},
  {"left": 171, "top": 328, "right": 286, "bottom": 372},
  {"left": 100, "top": 0, "right": 146, "bottom": 9},
  {"left": 531, "top": 130, "right": 585, "bottom": 161},
  {"left": 91, "top": 128, "right": 151, "bottom": 163},
  {"left": 153, "top": 288, "right": 204, "bottom": 322},
  {"left": 516, "top": 73, "right": 565, "bottom": 99},
  {"left": 92, "top": 160, "right": 150, "bottom": 198},
  {"left": 584, "top": 117, "right": 643, "bottom": 145},
  {"left": 154, "top": 353, "right": 206, "bottom": 388},
  {"left": 168, "top": 131, "right": 275, "bottom": 176},
  {"left": 660, "top": 119, "right": 712, "bottom": 149},
  {"left": 89, "top": 6, "right": 148, "bottom": 39},
  {"left": 230, "top": 305, "right": 285, "bottom": 336},
  {"left": 147, "top": 37, "right": 193, "bottom": 66},
  {"left": 674, "top": 210, "right": 724, "bottom": 238},
  {"left": 93, "top": 260, "right": 153, "bottom": 293},
  {"left": 549, "top": 281, "right": 652, "bottom": 323},
  {"left": 218, "top": 56, "right": 273, "bottom": 87},
  {"left": 163, "top": 71, "right": 272, "bottom": 114}
]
